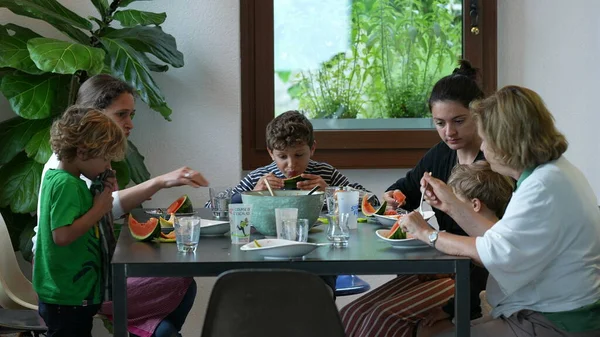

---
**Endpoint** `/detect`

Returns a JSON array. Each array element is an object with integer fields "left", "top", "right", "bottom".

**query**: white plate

[
  {"left": 200, "top": 219, "right": 230, "bottom": 236},
  {"left": 373, "top": 211, "right": 435, "bottom": 228},
  {"left": 240, "top": 239, "right": 324, "bottom": 259},
  {"left": 372, "top": 214, "right": 401, "bottom": 227},
  {"left": 375, "top": 229, "right": 430, "bottom": 249}
]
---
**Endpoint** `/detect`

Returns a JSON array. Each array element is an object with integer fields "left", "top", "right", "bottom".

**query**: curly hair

[
  {"left": 266, "top": 110, "right": 314, "bottom": 151},
  {"left": 471, "top": 85, "right": 568, "bottom": 170},
  {"left": 447, "top": 161, "right": 514, "bottom": 218},
  {"left": 76, "top": 74, "right": 135, "bottom": 109},
  {"left": 50, "top": 106, "right": 127, "bottom": 162}
]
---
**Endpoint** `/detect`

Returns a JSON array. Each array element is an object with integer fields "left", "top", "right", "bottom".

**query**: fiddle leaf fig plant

[{"left": 0, "top": 0, "right": 183, "bottom": 260}]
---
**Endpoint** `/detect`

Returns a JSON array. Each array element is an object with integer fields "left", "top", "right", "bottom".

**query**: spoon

[
  {"left": 307, "top": 185, "right": 320, "bottom": 195},
  {"left": 264, "top": 179, "right": 275, "bottom": 196}
]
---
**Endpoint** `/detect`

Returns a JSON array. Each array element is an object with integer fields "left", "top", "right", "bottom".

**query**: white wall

[
  {"left": 497, "top": 0, "right": 600, "bottom": 197},
  {"left": 2, "top": 0, "right": 600, "bottom": 335}
]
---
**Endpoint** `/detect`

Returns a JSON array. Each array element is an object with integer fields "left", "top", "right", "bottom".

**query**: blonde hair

[
  {"left": 51, "top": 106, "right": 127, "bottom": 162},
  {"left": 448, "top": 161, "right": 514, "bottom": 218},
  {"left": 471, "top": 85, "right": 568, "bottom": 170}
]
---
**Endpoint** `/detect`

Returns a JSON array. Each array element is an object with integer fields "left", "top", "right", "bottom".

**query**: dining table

[{"left": 112, "top": 208, "right": 472, "bottom": 336}]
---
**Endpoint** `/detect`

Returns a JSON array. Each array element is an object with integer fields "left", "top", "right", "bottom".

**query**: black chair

[
  {"left": 201, "top": 269, "right": 345, "bottom": 337},
  {"left": 0, "top": 308, "right": 46, "bottom": 337}
]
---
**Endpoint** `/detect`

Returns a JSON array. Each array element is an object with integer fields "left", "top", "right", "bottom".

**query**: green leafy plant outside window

[
  {"left": 281, "top": 0, "right": 461, "bottom": 119},
  {"left": 0, "top": 0, "right": 184, "bottom": 260}
]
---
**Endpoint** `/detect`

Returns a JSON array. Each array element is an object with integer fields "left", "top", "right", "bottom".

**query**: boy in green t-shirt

[{"left": 34, "top": 106, "right": 127, "bottom": 337}]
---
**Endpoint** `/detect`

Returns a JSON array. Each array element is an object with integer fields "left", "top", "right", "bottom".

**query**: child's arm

[{"left": 52, "top": 187, "right": 114, "bottom": 246}]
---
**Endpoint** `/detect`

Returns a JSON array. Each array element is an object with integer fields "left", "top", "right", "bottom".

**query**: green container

[{"left": 241, "top": 190, "right": 324, "bottom": 236}]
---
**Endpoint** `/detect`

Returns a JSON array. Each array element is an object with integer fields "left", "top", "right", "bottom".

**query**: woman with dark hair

[
  {"left": 340, "top": 60, "right": 489, "bottom": 337},
  {"left": 402, "top": 86, "right": 600, "bottom": 336},
  {"left": 33, "top": 74, "right": 208, "bottom": 337}
]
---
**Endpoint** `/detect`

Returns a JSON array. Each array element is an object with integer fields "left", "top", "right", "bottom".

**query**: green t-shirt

[{"left": 33, "top": 169, "right": 101, "bottom": 306}]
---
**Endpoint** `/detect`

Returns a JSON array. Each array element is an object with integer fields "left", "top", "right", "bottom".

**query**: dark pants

[
  {"left": 152, "top": 279, "right": 198, "bottom": 337},
  {"left": 38, "top": 301, "right": 100, "bottom": 337}
]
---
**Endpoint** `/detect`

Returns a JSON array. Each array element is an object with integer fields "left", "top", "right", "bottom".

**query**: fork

[{"left": 418, "top": 181, "right": 428, "bottom": 215}]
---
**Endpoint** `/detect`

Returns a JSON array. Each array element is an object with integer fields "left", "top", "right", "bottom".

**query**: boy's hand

[
  {"left": 93, "top": 185, "right": 114, "bottom": 215},
  {"left": 255, "top": 173, "right": 283, "bottom": 191},
  {"left": 297, "top": 173, "right": 327, "bottom": 191},
  {"left": 383, "top": 190, "right": 406, "bottom": 210}
]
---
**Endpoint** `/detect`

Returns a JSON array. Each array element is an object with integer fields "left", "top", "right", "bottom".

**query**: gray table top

[{"left": 113, "top": 208, "right": 468, "bottom": 277}]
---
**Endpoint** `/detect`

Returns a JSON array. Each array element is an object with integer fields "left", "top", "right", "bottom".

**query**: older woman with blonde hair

[{"left": 402, "top": 85, "right": 600, "bottom": 337}]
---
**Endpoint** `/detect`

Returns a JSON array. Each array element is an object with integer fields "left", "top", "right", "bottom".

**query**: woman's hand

[
  {"left": 421, "top": 307, "right": 450, "bottom": 327},
  {"left": 399, "top": 211, "right": 432, "bottom": 243},
  {"left": 383, "top": 189, "right": 406, "bottom": 210},
  {"left": 158, "top": 166, "right": 209, "bottom": 188},
  {"left": 254, "top": 173, "right": 283, "bottom": 191},
  {"left": 297, "top": 173, "right": 327, "bottom": 191},
  {"left": 421, "top": 173, "right": 459, "bottom": 214}
]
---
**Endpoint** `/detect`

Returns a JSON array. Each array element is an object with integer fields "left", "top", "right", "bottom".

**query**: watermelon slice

[
  {"left": 393, "top": 190, "right": 406, "bottom": 205},
  {"left": 361, "top": 194, "right": 387, "bottom": 216},
  {"left": 282, "top": 175, "right": 307, "bottom": 190},
  {"left": 386, "top": 221, "right": 406, "bottom": 240},
  {"left": 166, "top": 195, "right": 193, "bottom": 214},
  {"left": 129, "top": 216, "right": 160, "bottom": 242}
]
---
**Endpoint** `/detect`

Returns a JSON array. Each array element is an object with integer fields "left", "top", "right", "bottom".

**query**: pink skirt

[{"left": 100, "top": 277, "right": 193, "bottom": 337}]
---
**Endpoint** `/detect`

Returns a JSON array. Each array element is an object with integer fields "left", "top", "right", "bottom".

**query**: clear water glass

[
  {"left": 210, "top": 187, "right": 232, "bottom": 219},
  {"left": 275, "top": 208, "right": 298, "bottom": 239},
  {"left": 281, "top": 218, "right": 309, "bottom": 242},
  {"left": 174, "top": 216, "right": 201, "bottom": 253},
  {"left": 325, "top": 186, "right": 341, "bottom": 215},
  {"left": 327, "top": 212, "right": 350, "bottom": 247}
]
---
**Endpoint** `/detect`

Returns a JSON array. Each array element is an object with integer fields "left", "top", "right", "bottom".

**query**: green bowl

[{"left": 241, "top": 190, "right": 324, "bottom": 236}]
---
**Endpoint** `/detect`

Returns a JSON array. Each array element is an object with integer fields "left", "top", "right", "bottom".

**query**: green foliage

[
  {"left": 0, "top": 0, "right": 180, "bottom": 256},
  {"left": 287, "top": 0, "right": 461, "bottom": 119}
]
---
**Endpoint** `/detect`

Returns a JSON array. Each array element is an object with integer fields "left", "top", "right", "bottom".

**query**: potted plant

[{"left": 0, "top": 0, "right": 184, "bottom": 261}]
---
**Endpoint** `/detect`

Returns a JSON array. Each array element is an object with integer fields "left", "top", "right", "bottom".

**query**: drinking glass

[
  {"left": 281, "top": 218, "right": 309, "bottom": 242},
  {"left": 326, "top": 212, "right": 350, "bottom": 247},
  {"left": 275, "top": 208, "right": 298, "bottom": 239},
  {"left": 174, "top": 216, "right": 201, "bottom": 253},
  {"left": 210, "top": 187, "right": 233, "bottom": 220},
  {"left": 325, "top": 186, "right": 341, "bottom": 215},
  {"left": 228, "top": 204, "right": 252, "bottom": 244},
  {"left": 336, "top": 190, "right": 359, "bottom": 229}
]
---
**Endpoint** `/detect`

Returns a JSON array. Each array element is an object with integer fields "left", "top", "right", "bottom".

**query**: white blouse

[{"left": 476, "top": 156, "right": 600, "bottom": 318}]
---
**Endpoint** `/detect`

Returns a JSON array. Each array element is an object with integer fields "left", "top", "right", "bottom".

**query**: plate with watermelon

[
  {"left": 145, "top": 195, "right": 196, "bottom": 217},
  {"left": 375, "top": 224, "right": 429, "bottom": 249}
]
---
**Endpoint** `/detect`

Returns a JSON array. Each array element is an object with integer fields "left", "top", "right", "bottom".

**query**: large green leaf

[
  {"left": 111, "top": 160, "right": 130, "bottom": 190},
  {"left": 113, "top": 10, "right": 166, "bottom": 27},
  {"left": 25, "top": 124, "right": 52, "bottom": 164},
  {"left": 104, "top": 26, "right": 183, "bottom": 68},
  {"left": 0, "top": 0, "right": 92, "bottom": 30},
  {"left": 28, "top": 38, "right": 105, "bottom": 75},
  {"left": 1, "top": 73, "right": 71, "bottom": 119},
  {"left": 139, "top": 52, "right": 168, "bottom": 72},
  {"left": 19, "top": 220, "right": 36, "bottom": 261},
  {"left": 125, "top": 140, "right": 150, "bottom": 184},
  {"left": 51, "top": 23, "right": 90, "bottom": 45},
  {"left": 100, "top": 37, "right": 172, "bottom": 120},
  {"left": 91, "top": 0, "right": 109, "bottom": 18},
  {"left": 0, "top": 116, "right": 52, "bottom": 165},
  {"left": 0, "top": 24, "right": 44, "bottom": 74},
  {"left": 0, "top": 207, "right": 35, "bottom": 251},
  {"left": 0, "top": 152, "right": 43, "bottom": 213},
  {"left": 118, "top": 0, "right": 152, "bottom": 8}
]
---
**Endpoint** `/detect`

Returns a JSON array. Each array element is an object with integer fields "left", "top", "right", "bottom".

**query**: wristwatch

[{"left": 428, "top": 230, "right": 439, "bottom": 247}]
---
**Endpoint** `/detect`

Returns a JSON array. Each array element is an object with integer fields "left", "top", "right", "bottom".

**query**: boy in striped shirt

[{"left": 232, "top": 110, "right": 368, "bottom": 200}]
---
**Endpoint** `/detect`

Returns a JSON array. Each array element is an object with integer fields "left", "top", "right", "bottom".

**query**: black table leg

[
  {"left": 112, "top": 264, "right": 128, "bottom": 336},
  {"left": 454, "top": 259, "right": 470, "bottom": 337}
]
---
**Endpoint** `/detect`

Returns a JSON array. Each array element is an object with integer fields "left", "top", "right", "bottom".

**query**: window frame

[{"left": 241, "top": 0, "right": 497, "bottom": 170}]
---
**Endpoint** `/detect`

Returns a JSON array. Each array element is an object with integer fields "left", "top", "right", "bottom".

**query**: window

[{"left": 241, "top": 0, "right": 497, "bottom": 169}]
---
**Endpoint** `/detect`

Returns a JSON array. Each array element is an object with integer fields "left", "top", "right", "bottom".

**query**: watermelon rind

[
  {"left": 166, "top": 195, "right": 194, "bottom": 214},
  {"left": 282, "top": 175, "right": 306, "bottom": 190},
  {"left": 129, "top": 217, "right": 161, "bottom": 242}
]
